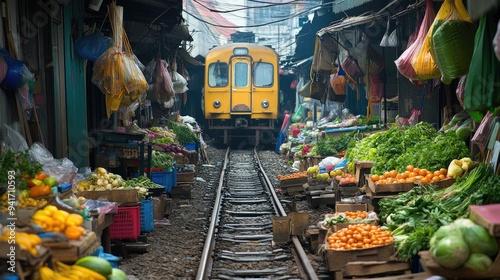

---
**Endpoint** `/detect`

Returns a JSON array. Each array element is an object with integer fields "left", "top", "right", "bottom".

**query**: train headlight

[
  {"left": 213, "top": 100, "right": 221, "bottom": 108},
  {"left": 261, "top": 100, "right": 269, "bottom": 108}
]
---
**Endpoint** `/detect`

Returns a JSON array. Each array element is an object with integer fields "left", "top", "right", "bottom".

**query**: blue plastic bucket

[{"left": 1, "top": 56, "right": 23, "bottom": 90}]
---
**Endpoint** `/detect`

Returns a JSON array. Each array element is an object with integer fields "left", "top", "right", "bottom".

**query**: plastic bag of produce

[
  {"left": 431, "top": 3, "right": 475, "bottom": 84},
  {"left": 367, "top": 72, "right": 383, "bottom": 103},
  {"left": 330, "top": 69, "right": 347, "bottom": 95},
  {"left": 455, "top": 118, "right": 473, "bottom": 140},
  {"left": 464, "top": 14, "right": 500, "bottom": 122},
  {"left": 395, "top": 0, "right": 435, "bottom": 80},
  {"left": 471, "top": 111, "right": 494, "bottom": 153},
  {"left": 341, "top": 55, "right": 363, "bottom": 80},
  {"left": 456, "top": 75, "right": 466, "bottom": 107},
  {"left": 412, "top": 0, "right": 471, "bottom": 80}
]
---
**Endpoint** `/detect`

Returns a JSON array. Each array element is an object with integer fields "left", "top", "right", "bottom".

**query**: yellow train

[{"left": 203, "top": 43, "right": 280, "bottom": 145}]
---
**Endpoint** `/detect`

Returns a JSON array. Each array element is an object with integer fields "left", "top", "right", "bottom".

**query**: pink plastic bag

[{"left": 395, "top": 0, "right": 435, "bottom": 80}]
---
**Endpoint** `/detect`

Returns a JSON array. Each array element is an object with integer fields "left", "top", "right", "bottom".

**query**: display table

[{"left": 91, "top": 212, "right": 115, "bottom": 253}]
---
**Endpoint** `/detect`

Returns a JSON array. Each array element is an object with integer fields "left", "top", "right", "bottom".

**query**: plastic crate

[
  {"left": 151, "top": 171, "right": 168, "bottom": 187},
  {"left": 183, "top": 142, "right": 196, "bottom": 151},
  {"left": 110, "top": 206, "right": 140, "bottom": 240},
  {"left": 140, "top": 199, "right": 154, "bottom": 233}
]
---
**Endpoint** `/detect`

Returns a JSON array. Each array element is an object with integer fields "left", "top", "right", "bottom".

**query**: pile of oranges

[
  {"left": 327, "top": 224, "right": 394, "bottom": 250},
  {"left": 370, "top": 165, "right": 448, "bottom": 185},
  {"left": 277, "top": 171, "right": 307, "bottom": 180}
]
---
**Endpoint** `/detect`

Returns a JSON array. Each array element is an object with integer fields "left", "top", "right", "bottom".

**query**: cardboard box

[
  {"left": 77, "top": 189, "right": 140, "bottom": 206},
  {"left": 419, "top": 240, "right": 500, "bottom": 279},
  {"left": 335, "top": 203, "right": 368, "bottom": 213},
  {"left": 355, "top": 161, "right": 374, "bottom": 186},
  {"left": 324, "top": 242, "right": 395, "bottom": 271},
  {"left": 469, "top": 204, "right": 500, "bottom": 237}
]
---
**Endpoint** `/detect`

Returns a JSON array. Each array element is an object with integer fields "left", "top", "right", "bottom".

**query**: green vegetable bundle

[{"left": 165, "top": 120, "right": 199, "bottom": 145}]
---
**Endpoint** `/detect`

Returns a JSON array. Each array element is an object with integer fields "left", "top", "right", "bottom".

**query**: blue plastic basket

[
  {"left": 183, "top": 142, "right": 196, "bottom": 151},
  {"left": 151, "top": 171, "right": 168, "bottom": 187},
  {"left": 140, "top": 199, "right": 154, "bottom": 233}
]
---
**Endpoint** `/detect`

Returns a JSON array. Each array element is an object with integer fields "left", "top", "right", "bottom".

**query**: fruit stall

[{"left": 0, "top": 114, "right": 202, "bottom": 279}]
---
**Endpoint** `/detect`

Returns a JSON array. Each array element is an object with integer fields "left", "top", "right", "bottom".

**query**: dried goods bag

[
  {"left": 395, "top": 0, "right": 435, "bottom": 80},
  {"left": 431, "top": 13, "right": 475, "bottom": 84},
  {"left": 412, "top": 0, "right": 471, "bottom": 80},
  {"left": 464, "top": 14, "right": 500, "bottom": 122}
]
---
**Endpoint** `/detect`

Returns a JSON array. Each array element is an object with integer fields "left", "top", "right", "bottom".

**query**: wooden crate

[
  {"left": 43, "top": 231, "right": 101, "bottom": 262},
  {"left": 323, "top": 242, "right": 395, "bottom": 272},
  {"left": 337, "top": 261, "right": 411, "bottom": 280},
  {"left": 419, "top": 245, "right": 500, "bottom": 279},
  {"left": 365, "top": 174, "right": 415, "bottom": 194}
]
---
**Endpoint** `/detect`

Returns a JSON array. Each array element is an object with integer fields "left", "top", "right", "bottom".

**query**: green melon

[
  {"left": 75, "top": 256, "right": 113, "bottom": 276},
  {"left": 107, "top": 268, "right": 127, "bottom": 280}
]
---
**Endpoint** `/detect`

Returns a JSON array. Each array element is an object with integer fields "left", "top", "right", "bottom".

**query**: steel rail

[
  {"left": 253, "top": 148, "right": 319, "bottom": 280},
  {"left": 196, "top": 147, "right": 230, "bottom": 280}
]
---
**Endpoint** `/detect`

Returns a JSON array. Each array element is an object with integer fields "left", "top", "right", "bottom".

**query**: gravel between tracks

[{"left": 119, "top": 141, "right": 333, "bottom": 279}]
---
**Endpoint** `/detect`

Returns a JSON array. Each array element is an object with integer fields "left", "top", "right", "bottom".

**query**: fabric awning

[{"left": 317, "top": 14, "right": 382, "bottom": 37}]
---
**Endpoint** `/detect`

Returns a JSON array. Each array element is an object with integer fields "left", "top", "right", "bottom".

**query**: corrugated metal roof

[
  {"left": 332, "top": 0, "right": 376, "bottom": 14},
  {"left": 317, "top": 14, "right": 381, "bottom": 36}
]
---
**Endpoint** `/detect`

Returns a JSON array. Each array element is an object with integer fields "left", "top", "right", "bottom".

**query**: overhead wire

[{"left": 183, "top": 0, "right": 330, "bottom": 29}]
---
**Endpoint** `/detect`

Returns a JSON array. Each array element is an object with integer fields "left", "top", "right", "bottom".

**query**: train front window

[
  {"left": 208, "top": 62, "right": 228, "bottom": 87},
  {"left": 234, "top": 62, "right": 248, "bottom": 87},
  {"left": 253, "top": 62, "right": 273, "bottom": 87}
]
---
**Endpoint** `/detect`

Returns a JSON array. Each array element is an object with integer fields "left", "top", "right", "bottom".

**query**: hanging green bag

[{"left": 464, "top": 14, "right": 500, "bottom": 122}]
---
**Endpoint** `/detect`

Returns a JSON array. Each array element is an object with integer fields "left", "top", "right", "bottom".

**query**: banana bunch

[
  {"left": 38, "top": 262, "right": 106, "bottom": 280},
  {"left": 0, "top": 230, "right": 41, "bottom": 256}
]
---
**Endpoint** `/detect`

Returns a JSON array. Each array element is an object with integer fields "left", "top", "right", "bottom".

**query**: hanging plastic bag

[
  {"left": 149, "top": 58, "right": 174, "bottom": 104},
  {"left": 368, "top": 72, "right": 384, "bottom": 103},
  {"left": 464, "top": 14, "right": 500, "bottom": 122},
  {"left": 412, "top": 0, "right": 472, "bottom": 80},
  {"left": 330, "top": 68, "right": 346, "bottom": 95},
  {"left": 379, "top": 17, "right": 391, "bottom": 47},
  {"left": 494, "top": 18, "right": 500, "bottom": 62},
  {"left": 342, "top": 55, "right": 363, "bottom": 80},
  {"left": 471, "top": 111, "right": 494, "bottom": 153},
  {"left": 291, "top": 103, "right": 303, "bottom": 123},
  {"left": 395, "top": 0, "right": 435, "bottom": 81},
  {"left": 431, "top": 2, "right": 475, "bottom": 84},
  {"left": 172, "top": 71, "right": 188, "bottom": 94},
  {"left": 387, "top": 29, "right": 398, "bottom": 47},
  {"left": 456, "top": 75, "right": 466, "bottom": 107},
  {"left": 75, "top": 31, "right": 112, "bottom": 61}
]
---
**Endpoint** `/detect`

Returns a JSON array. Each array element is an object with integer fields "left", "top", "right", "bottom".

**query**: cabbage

[
  {"left": 429, "top": 224, "right": 461, "bottom": 248},
  {"left": 463, "top": 253, "right": 493, "bottom": 273},
  {"left": 462, "top": 224, "right": 498, "bottom": 257},
  {"left": 431, "top": 235, "right": 470, "bottom": 269}
]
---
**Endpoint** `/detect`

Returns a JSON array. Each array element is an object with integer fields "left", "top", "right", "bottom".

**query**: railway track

[{"left": 196, "top": 148, "right": 319, "bottom": 280}]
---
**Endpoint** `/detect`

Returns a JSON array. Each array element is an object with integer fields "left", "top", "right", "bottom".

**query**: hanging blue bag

[{"left": 75, "top": 31, "right": 111, "bottom": 61}]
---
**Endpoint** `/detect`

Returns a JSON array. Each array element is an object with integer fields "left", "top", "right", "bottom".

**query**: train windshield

[
  {"left": 208, "top": 61, "right": 228, "bottom": 87},
  {"left": 253, "top": 62, "right": 273, "bottom": 87}
]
